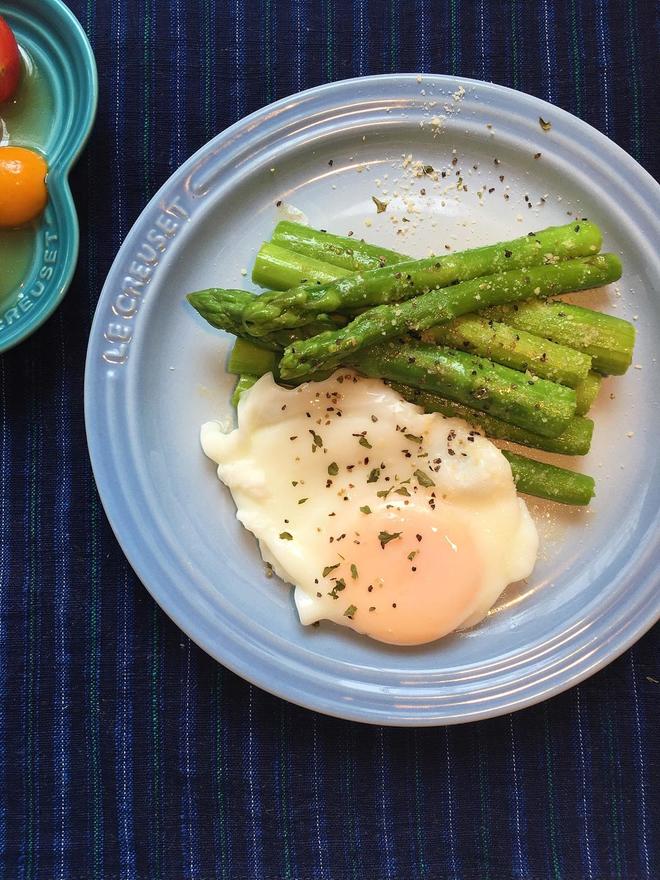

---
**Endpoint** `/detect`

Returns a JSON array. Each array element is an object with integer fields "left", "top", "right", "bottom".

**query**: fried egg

[{"left": 201, "top": 371, "right": 538, "bottom": 645}]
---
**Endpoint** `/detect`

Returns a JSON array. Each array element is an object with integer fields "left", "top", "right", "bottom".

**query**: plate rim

[{"left": 85, "top": 73, "right": 660, "bottom": 726}]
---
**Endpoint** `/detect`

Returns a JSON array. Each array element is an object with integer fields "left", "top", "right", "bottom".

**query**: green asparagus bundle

[
  {"left": 278, "top": 254, "right": 622, "bottom": 379},
  {"left": 186, "top": 218, "right": 631, "bottom": 507},
  {"left": 244, "top": 221, "right": 603, "bottom": 335}
]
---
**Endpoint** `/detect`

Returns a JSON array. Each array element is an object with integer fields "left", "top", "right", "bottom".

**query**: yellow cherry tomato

[{"left": 0, "top": 146, "right": 48, "bottom": 228}]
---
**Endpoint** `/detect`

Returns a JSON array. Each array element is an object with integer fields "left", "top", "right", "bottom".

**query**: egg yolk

[
  {"left": 0, "top": 146, "right": 48, "bottom": 228},
  {"left": 324, "top": 508, "right": 482, "bottom": 645}
]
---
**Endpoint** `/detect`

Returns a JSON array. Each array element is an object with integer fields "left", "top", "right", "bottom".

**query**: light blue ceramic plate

[
  {"left": 85, "top": 75, "right": 660, "bottom": 725},
  {"left": 0, "top": 0, "right": 97, "bottom": 352}
]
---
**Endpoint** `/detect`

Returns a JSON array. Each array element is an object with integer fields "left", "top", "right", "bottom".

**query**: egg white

[{"left": 201, "top": 371, "right": 538, "bottom": 645}]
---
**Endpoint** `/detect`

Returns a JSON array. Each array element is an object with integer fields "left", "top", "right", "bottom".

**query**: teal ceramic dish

[{"left": 0, "top": 0, "right": 97, "bottom": 352}]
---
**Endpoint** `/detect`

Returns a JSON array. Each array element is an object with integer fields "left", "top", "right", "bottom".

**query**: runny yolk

[{"left": 327, "top": 508, "right": 482, "bottom": 645}]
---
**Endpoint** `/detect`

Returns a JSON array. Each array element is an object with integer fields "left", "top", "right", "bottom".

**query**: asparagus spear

[
  {"left": 231, "top": 374, "right": 259, "bottom": 407},
  {"left": 391, "top": 383, "right": 594, "bottom": 455},
  {"left": 351, "top": 341, "right": 577, "bottom": 437},
  {"left": 271, "top": 219, "right": 404, "bottom": 271},
  {"left": 502, "top": 450, "right": 595, "bottom": 505},
  {"left": 252, "top": 242, "right": 352, "bottom": 290},
  {"left": 481, "top": 299, "right": 635, "bottom": 375},
  {"left": 279, "top": 255, "right": 622, "bottom": 379},
  {"left": 272, "top": 219, "right": 604, "bottom": 274},
  {"left": 575, "top": 371, "right": 602, "bottom": 415},
  {"left": 187, "top": 288, "right": 346, "bottom": 351},
  {"left": 421, "top": 316, "right": 592, "bottom": 387},
  {"left": 246, "top": 221, "right": 603, "bottom": 335},
  {"left": 228, "top": 338, "right": 279, "bottom": 376}
]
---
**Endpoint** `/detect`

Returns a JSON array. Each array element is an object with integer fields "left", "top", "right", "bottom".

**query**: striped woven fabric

[{"left": 0, "top": 0, "right": 657, "bottom": 877}]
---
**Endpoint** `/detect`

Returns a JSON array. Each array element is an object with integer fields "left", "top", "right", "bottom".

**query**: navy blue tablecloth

[{"left": 1, "top": 1, "right": 658, "bottom": 877}]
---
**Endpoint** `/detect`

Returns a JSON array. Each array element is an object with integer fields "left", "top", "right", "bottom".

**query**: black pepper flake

[
  {"left": 276, "top": 200, "right": 282, "bottom": 207},
  {"left": 328, "top": 159, "right": 334, "bottom": 166},
  {"left": 534, "top": 152, "right": 542, "bottom": 159}
]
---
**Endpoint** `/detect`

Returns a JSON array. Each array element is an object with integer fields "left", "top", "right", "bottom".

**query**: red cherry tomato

[{"left": 0, "top": 15, "right": 20, "bottom": 103}]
